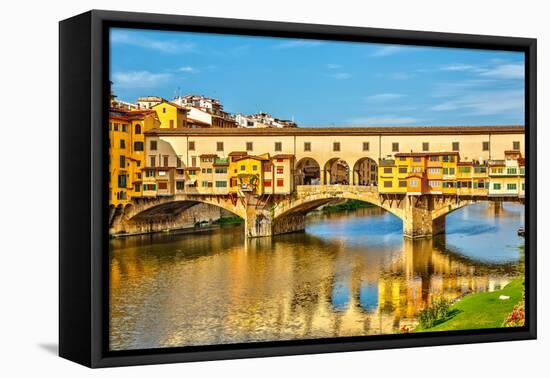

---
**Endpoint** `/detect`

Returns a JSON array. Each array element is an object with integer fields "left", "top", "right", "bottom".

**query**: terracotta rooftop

[{"left": 144, "top": 125, "right": 524, "bottom": 136}]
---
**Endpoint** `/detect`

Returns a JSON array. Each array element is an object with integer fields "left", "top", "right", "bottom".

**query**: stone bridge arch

[{"left": 272, "top": 185, "right": 404, "bottom": 221}]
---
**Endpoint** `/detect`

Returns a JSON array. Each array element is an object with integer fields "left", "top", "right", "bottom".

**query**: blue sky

[{"left": 110, "top": 28, "right": 525, "bottom": 127}]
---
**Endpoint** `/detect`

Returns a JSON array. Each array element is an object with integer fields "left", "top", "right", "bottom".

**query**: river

[{"left": 109, "top": 202, "right": 524, "bottom": 351}]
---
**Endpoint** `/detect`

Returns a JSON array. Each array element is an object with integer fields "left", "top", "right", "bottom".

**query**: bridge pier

[
  {"left": 245, "top": 210, "right": 305, "bottom": 238},
  {"left": 402, "top": 196, "right": 446, "bottom": 239}
]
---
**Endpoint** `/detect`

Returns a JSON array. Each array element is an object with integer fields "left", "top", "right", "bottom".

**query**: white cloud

[
  {"left": 330, "top": 72, "right": 351, "bottom": 80},
  {"left": 480, "top": 63, "right": 524, "bottom": 79},
  {"left": 431, "top": 89, "right": 524, "bottom": 116},
  {"left": 439, "top": 63, "right": 484, "bottom": 73},
  {"left": 178, "top": 66, "right": 198, "bottom": 73},
  {"left": 112, "top": 71, "right": 172, "bottom": 89},
  {"left": 439, "top": 62, "right": 524, "bottom": 79},
  {"left": 273, "top": 40, "right": 322, "bottom": 49},
  {"left": 371, "top": 45, "right": 403, "bottom": 57},
  {"left": 111, "top": 30, "right": 195, "bottom": 54},
  {"left": 365, "top": 93, "right": 405, "bottom": 102},
  {"left": 327, "top": 64, "right": 341, "bottom": 69},
  {"left": 347, "top": 115, "right": 422, "bottom": 126}
]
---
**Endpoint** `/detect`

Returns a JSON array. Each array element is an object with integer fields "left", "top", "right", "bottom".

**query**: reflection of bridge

[{"left": 111, "top": 184, "right": 523, "bottom": 239}]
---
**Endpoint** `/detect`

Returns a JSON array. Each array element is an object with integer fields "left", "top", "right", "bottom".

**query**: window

[
  {"left": 176, "top": 181, "right": 185, "bottom": 190},
  {"left": 176, "top": 157, "right": 182, "bottom": 168},
  {"left": 392, "top": 142, "right": 399, "bottom": 152},
  {"left": 276, "top": 166, "right": 284, "bottom": 174},
  {"left": 240, "top": 165, "right": 245, "bottom": 171},
  {"left": 277, "top": 179, "right": 284, "bottom": 187},
  {"left": 275, "top": 142, "right": 282, "bottom": 151},
  {"left": 507, "top": 168, "right": 517, "bottom": 175},
  {"left": 513, "top": 141, "right": 520, "bottom": 150},
  {"left": 304, "top": 142, "right": 311, "bottom": 152},
  {"left": 333, "top": 142, "right": 340, "bottom": 152},
  {"left": 482, "top": 141, "right": 490, "bottom": 151},
  {"left": 162, "top": 107, "right": 166, "bottom": 113},
  {"left": 429, "top": 156, "right": 439, "bottom": 162},
  {"left": 474, "top": 166, "right": 487, "bottom": 174},
  {"left": 206, "top": 168, "right": 212, "bottom": 174},
  {"left": 492, "top": 167, "right": 503, "bottom": 174},
  {"left": 452, "top": 142, "right": 459, "bottom": 151},
  {"left": 158, "top": 182, "right": 168, "bottom": 190},
  {"left": 191, "top": 156, "right": 197, "bottom": 167},
  {"left": 429, "top": 180, "right": 441, "bottom": 187},
  {"left": 398, "top": 167, "right": 407, "bottom": 174},
  {"left": 117, "top": 174, "right": 127, "bottom": 188},
  {"left": 215, "top": 167, "right": 227, "bottom": 174},
  {"left": 119, "top": 139, "right": 126, "bottom": 149},
  {"left": 169, "top": 120, "right": 174, "bottom": 128},
  {"left": 252, "top": 165, "right": 258, "bottom": 171},
  {"left": 150, "top": 156, "right": 156, "bottom": 167},
  {"left": 522, "top": 183, "right": 525, "bottom": 191},
  {"left": 163, "top": 155, "right": 169, "bottom": 167},
  {"left": 363, "top": 142, "right": 370, "bottom": 151},
  {"left": 458, "top": 167, "right": 471, "bottom": 173},
  {"left": 134, "top": 141, "right": 144, "bottom": 151},
  {"left": 264, "top": 179, "right": 272, "bottom": 187},
  {"left": 409, "top": 179, "right": 419, "bottom": 188},
  {"left": 383, "top": 167, "right": 393, "bottom": 174},
  {"left": 136, "top": 161, "right": 141, "bottom": 168},
  {"left": 113, "top": 123, "right": 119, "bottom": 131},
  {"left": 246, "top": 142, "right": 253, "bottom": 151},
  {"left": 134, "top": 183, "right": 140, "bottom": 192},
  {"left": 475, "top": 181, "right": 485, "bottom": 189},
  {"left": 215, "top": 181, "right": 227, "bottom": 188},
  {"left": 422, "top": 142, "right": 429, "bottom": 151},
  {"left": 217, "top": 142, "right": 224, "bottom": 151},
  {"left": 150, "top": 140, "right": 157, "bottom": 150},
  {"left": 398, "top": 180, "right": 407, "bottom": 187},
  {"left": 121, "top": 124, "right": 128, "bottom": 132},
  {"left": 413, "top": 157, "right": 421, "bottom": 162},
  {"left": 263, "top": 163, "right": 272, "bottom": 172},
  {"left": 428, "top": 168, "right": 440, "bottom": 174},
  {"left": 189, "top": 141, "right": 195, "bottom": 151},
  {"left": 449, "top": 168, "right": 455, "bottom": 175},
  {"left": 135, "top": 124, "right": 141, "bottom": 134},
  {"left": 201, "top": 181, "right": 211, "bottom": 188},
  {"left": 507, "top": 183, "right": 517, "bottom": 190},
  {"left": 520, "top": 167, "right": 525, "bottom": 175},
  {"left": 119, "top": 155, "right": 125, "bottom": 168},
  {"left": 411, "top": 167, "right": 422, "bottom": 173},
  {"left": 493, "top": 183, "right": 502, "bottom": 190},
  {"left": 384, "top": 181, "right": 393, "bottom": 188}
]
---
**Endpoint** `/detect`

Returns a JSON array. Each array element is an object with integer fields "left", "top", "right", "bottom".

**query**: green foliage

[
  {"left": 322, "top": 199, "right": 373, "bottom": 212},
  {"left": 418, "top": 298, "right": 452, "bottom": 329},
  {"left": 213, "top": 216, "right": 244, "bottom": 225}
]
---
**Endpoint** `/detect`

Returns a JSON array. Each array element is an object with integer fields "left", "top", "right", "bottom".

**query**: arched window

[{"left": 135, "top": 124, "right": 141, "bottom": 134}]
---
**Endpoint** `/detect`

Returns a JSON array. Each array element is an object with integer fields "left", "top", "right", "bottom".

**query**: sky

[{"left": 110, "top": 28, "right": 525, "bottom": 127}]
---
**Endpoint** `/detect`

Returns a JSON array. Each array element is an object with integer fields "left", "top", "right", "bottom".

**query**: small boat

[{"left": 517, "top": 227, "right": 525, "bottom": 237}]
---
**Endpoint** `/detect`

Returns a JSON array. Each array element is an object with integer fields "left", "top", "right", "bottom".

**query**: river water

[{"left": 109, "top": 202, "right": 524, "bottom": 351}]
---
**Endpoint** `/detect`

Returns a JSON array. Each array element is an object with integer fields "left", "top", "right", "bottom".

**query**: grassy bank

[
  {"left": 322, "top": 199, "right": 374, "bottom": 212},
  {"left": 415, "top": 277, "right": 524, "bottom": 332},
  {"left": 212, "top": 216, "right": 244, "bottom": 225}
]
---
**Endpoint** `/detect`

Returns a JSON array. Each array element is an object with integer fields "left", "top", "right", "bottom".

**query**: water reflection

[{"left": 110, "top": 202, "right": 524, "bottom": 350}]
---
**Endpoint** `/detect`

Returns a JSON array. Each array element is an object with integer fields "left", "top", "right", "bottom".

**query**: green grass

[{"left": 415, "top": 277, "right": 524, "bottom": 332}]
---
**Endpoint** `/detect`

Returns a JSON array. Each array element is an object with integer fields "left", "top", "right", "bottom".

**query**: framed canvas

[{"left": 59, "top": 10, "right": 537, "bottom": 368}]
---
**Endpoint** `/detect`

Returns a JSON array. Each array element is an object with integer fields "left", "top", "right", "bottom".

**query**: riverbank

[
  {"left": 414, "top": 277, "right": 524, "bottom": 332},
  {"left": 321, "top": 199, "right": 374, "bottom": 212}
]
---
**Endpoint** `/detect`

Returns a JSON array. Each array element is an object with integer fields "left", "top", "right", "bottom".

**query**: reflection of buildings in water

[{"left": 110, "top": 218, "right": 522, "bottom": 349}]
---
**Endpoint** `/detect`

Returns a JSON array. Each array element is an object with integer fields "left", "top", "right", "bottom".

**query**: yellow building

[
  {"left": 109, "top": 109, "right": 160, "bottom": 206},
  {"left": 488, "top": 150, "right": 523, "bottom": 197},
  {"left": 151, "top": 100, "right": 189, "bottom": 129},
  {"left": 229, "top": 153, "right": 269, "bottom": 196}
]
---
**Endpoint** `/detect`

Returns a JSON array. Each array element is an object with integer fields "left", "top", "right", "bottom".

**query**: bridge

[{"left": 110, "top": 184, "right": 522, "bottom": 239}]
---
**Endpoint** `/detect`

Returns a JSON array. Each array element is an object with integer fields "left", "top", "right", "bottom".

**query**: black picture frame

[{"left": 59, "top": 9, "right": 537, "bottom": 368}]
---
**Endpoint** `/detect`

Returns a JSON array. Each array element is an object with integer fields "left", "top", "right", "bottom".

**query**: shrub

[{"left": 418, "top": 298, "right": 452, "bottom": 329}]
